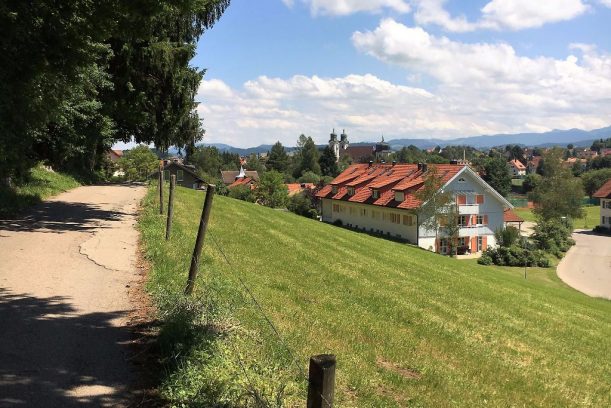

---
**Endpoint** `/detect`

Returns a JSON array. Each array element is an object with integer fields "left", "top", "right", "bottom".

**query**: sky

[{"left": 128, "top": 0, "right": 611, "bottom": 149}]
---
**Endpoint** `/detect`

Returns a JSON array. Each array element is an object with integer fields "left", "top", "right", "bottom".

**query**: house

[
  {"left": 575, "top": 149, "right": 598, "bottom": 160},
  {"left": 339, "top": 136, "right": 392, "bottom": 163},
  {"left": 107, "top": 149, "right": 123, "bottom": 163},
  {"left": 154, "top": 161, "right": 205, "bottom": 189},
  {"left": 316, "top": 163, "right": 513, "bottom": 255},
  {"left": 601, "top": 148, "right": 611, "bottom": 157},
  {"left": 507, "top": 159, "right": 526, "bottom": 177},
  {"left": 562, "top": 157, "right": 587, "bottom": 171},
  {"left": 226, "top": 166, "right": 258, "bottom": 189},
  {"left": 221, "top": 168, "right": 259, "bottom": 185},
  {"left": 286, "top": 183, "right": 316, "bottom": 196},
  {"left": 527, "top": 156, "right": 542, "bottom": 174},
  {"left": 593, "top": 179, "right": 611, "bottom": 230}
]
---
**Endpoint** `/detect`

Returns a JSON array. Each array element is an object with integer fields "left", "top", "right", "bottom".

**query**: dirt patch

[{"left": 376, "top": 357, "right": 421, "bottom": 380}]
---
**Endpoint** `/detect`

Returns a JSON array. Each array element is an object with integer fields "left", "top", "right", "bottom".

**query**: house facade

[
  {"left": 593, "top": 179, "right": 611, "bottom": 229},
  {"left": 316, "top": 163, "right": 513, "bottom": 255},
  {"left": 155, "top": 161, "right": 205, "bottom": 189},
  {"left": 507, "top": 159, "right": 526, "bottom": 177}
]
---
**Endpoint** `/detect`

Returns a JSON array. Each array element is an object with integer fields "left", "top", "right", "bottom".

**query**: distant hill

[{"left": 198, "top": 126, "right": 611, "bottom": 154}]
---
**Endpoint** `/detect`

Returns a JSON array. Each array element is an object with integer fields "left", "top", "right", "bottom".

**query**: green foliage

[
  {"left": 292, "top": 135, "right": 320, "bottom": 178},
  {"left": 228, "top": 185, "right": 254, "bottom": 202},
  {"left": 478, "top": 246, "right": 550, "bottom": 267},
  {"left": 393, "top": 145, "right": 426, "bottom": 163},
  {"left": 297, "top": 171, "right": 321, "bottom": 184},
  {"left": 254, "top": 171, "right": 288, "bottom": 208},
  {"left": 119, "top": 145, "right": 159, "bottom": 181},
  {"left": 266, "top": 142, "right": 290, "bottom": 173},
  {"left": 530, "top": 148, "right": 585, "bottom": 221},
  {"left": 581, "top": 168, "right": 611, "bottom": 196},
  {"left": 522, "top": 173, "right": 541, "bottom": 194},
  {"left": 439, "top": 145, "right": 480, "bottom": 161},
  {"left": 140, "top": 185, "right": 611, "bottom": 407},
  {"left": 590, "top": 138, "right": 611, "bottom": 153},
  {"left": 531, "top": 218, "right": 575, "bottom": 257},
  {"left": 0, "top": 164, "right": 81, "bottom": 217},
  {"left": 472, "top": 156, "right": 512, "bottom": 197},
  {"left": 495, "top": 226, "right": 521, "bottom": 248},
  {"left": 189, "top": 146, "right": 240, "bottom": 178},
  {"left": 588, "top": 155, "right": 611, "bottom": 170},
  {"left": 318, "top": 146, "right": 339, "bottom": 177},
  {"left": 287, "top": 192, "right": 318, "bottom": 219}
]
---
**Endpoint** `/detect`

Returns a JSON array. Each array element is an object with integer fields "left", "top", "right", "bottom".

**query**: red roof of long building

[
  {"left": 593, "top": 179, "right": 611, "bottom": 199},
  {"left": 316, "top": 163, "right": 465, "bottom": 210}
]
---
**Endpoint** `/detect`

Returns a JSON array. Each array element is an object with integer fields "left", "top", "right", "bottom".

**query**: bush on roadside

[
  {"left": 478, "top": 245, "right": 550, "bottom": 267},
  {"left": 531, "top": 218, "right": 575, "bottom": 256}
]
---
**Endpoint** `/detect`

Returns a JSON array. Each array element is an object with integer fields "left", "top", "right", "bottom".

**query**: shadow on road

[
  {"left": 0, "top": 288, "right": 136, "bottom": 407},
  {"left": 0, "top": 201, "right": 129, "bottom": 233}
]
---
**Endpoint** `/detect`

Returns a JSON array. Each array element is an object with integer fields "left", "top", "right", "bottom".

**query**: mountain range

[{"left": 202, "top": 126, "right": 611, "bottom": 154}]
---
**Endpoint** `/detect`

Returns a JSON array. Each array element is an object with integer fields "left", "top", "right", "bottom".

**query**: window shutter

[
  {"left": 482, "top": 236, "right": 488, "bottom": 249},
  {"left": 457, "top": 194, "right": 466, "bottom": 205},
  {"left": 471, "top": 237, "right": 477, "bottom": 251},
  {"left": 476, "top": 194, "right": 484, "bottom": 204},
  {"left": 471, "top": 215, "right": 477, "bottom": 225},
  {"left": 483, "top": 215, "right": 488, "bottom": 225}
]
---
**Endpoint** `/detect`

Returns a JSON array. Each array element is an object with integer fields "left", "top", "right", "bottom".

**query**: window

[
  {"left": 332, "top": 204, "right": 340, "bottom": 213},
  {"left": 349, "top": 207, "right": 356, "bottom": 215},
  {"left": 332, "top": 186, "right": 338, "bottom": 194},
  {"left": 360, "top": 208, "right": 367, "bottom": 217},
  {"left": 347, "top": 187, "right": 355, "bottom": 196},
  {"left": 395, "top": 191, "right": 404, "bottom": 202},
  {"left": 476, "top": 215, "right": 484, "bottom": 225},
  {"left": 371, "top": 210, "right": 378, "bottom": 219},
  {"left": 458, "top": 237, "right": 467, "bottom": 247},
  {"left": 458, "top": 215, "right": 469, "bottom": 227},
  {"left": 372, "top": 189, "right": 380, "bottom": 199},
  {"left": 403, "top": 215, "right": 413, "bottom": 226},
  {"left": 177, "top": 170, "right": 184, "bottom": 182},
  {"left": 390, "top": 213, "right": 401, "bottom": 224},
  {"left": 477, "top": 236, "right": 484, "bottom": 252}
]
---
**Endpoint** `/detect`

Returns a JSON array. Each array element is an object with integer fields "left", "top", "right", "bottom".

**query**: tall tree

[
  {"left": 473, "top": 157, "right": 511, "bottom": 197},
  {"left": 254, "top": 171, "right": 288, "bottom": 208},
  {"left": 319, "top": 146, "right": 339, "bottom": 177},
  {"left": 530, "top": 148, "right": 585, "bottom": 221},
  {"left": 293, "top": 135, "right": 320, "bottom": 178},
  {"left": 267, "top": 141, "right": 289, "bottom": 173}
]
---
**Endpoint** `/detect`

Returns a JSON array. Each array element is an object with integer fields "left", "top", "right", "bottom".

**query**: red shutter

[
  {"left": 476, "top": 194, "right": 484, "bottom": 204},
  {"left": 482, "top": 236, "right": 488, "bottom": 249},
  {"left": 457, "top": 194, "right": 466, "bottom": 205},
  {"left": 471, "top": 237, "right": 477, "bottom": 252},
  {"left": 483, "top": 215, "right": 488, "bottom": 225},
  {"left": 471, "top": 215, "right": 477, "bottom": 226}
]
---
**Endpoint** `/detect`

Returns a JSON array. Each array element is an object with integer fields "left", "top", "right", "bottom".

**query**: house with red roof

[
  {"left": 593, "top": 179, "right": 611, "bottom": 230},
  {"left": 316, "top": 163, "right": 513, "bottom": 255},
  {"left": 527, "top": 156, "right": 541, "bottom": 174},
  {"left": 286, "top": 183, "right": 315, "bottom": 196},
  {"left": 507, "top": 159, "right": 526, "bottom": 178}
]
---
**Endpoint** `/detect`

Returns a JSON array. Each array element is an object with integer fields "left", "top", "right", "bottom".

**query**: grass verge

[
  {"left": 139, "top": 184, "right": 611, "bottom": 407},
  {"left": 0, "top": 165, "right": 81, "bottom": 217},
  {"left": 514, "top": 206, "right": 599, "bottom": 229}
]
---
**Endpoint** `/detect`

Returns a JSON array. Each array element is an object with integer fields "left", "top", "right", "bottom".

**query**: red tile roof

[
  {"left": 286, "top": 183, "right": 315, "bottom": 195},
  {"left": 508, "top": 159, "right": 526, "bottom": 170},
  {"left": 228, "top": 177, "right": 255, "bottom": 189},
  {"left": 316, "top": 163, "right": 465, "bottom": 210},
  {"left": 593, "top": 179, "right": 611, "bottom": 199},
  {"left": 503, "top": 209, "right": 524, "bottom": 223}
]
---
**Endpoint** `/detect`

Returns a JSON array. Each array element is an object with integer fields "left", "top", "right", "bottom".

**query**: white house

[
  {"left": 507, "top": 159, "right": 526, "bottom": 177},
  {"left": 593, "top": 179, "right": 611, "bottom": 229},
  {"left": 316, "top": 163, "right": 514, "bottom": 255}
]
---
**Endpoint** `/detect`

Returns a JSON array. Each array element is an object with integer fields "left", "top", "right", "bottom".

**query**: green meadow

[{"left": 139, "top": 184, "right": 611, "bottom": 407}]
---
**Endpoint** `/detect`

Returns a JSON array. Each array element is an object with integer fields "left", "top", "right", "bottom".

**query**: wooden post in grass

[
  {"left": 185, "top": 184, "right": 216, "bottom": 295},
  {"left": 158, "top": 164, "right": 164, "bottom": 214},
  {"left": 165, "top": 174, "right": 176, "bottom": 240},
  {"left": 307, "top": 354, "right": 336, "bottom": 408}
]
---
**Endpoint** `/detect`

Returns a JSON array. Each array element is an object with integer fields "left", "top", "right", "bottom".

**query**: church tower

[{"left": 329, "top": 128, "right": 339, "bottom": 162}]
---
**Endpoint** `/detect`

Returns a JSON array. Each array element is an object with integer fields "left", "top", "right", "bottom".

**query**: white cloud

[
  {"left": 413, "top": 0, "right": 588, "bottom": 32},
  {"left": 599, "top": 0, "right": 611, "bottom": 7},
  {"left": 285, "top": 0, "right": 410, "bottom": 16}
]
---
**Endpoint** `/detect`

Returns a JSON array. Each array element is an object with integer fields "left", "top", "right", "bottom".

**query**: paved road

[
  {"left": 557, "top": 230, "right": 611, "bottom": 300},
  {"left": 0, "top": 185, "right": 146, "bottom": 407}
]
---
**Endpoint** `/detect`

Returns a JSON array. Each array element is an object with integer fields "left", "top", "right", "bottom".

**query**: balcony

[
  {"left": 458, "top": 204, "right": 479, "bottom": 215},
  {"left": 459, "top": 226, "right": 493, "bottom": 236}
]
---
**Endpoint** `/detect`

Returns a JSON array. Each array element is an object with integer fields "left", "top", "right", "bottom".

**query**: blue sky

[{"left": 127, "top": 0, "right": 611, "bottom": 149}]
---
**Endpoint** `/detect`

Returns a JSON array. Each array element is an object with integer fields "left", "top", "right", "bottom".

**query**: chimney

[
  {"left": 368, "top": 160, "right": 374, "bottom": 167},
  {"left": 450, "top": 159, "right": 458, "bottom": 165},
  {"left": 392, "top": 160, "right": 397, "bottom": 166},
  {"left": 417, "top": 163, "right": 422, "bottom": 171},
  {"left": 422, "top": 163, "right": 428, "bottom": 173}
]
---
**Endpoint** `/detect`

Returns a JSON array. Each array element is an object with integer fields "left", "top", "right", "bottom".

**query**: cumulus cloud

[
  {"left": 284, "top": 0, "right": 410, "bottom": 16},
  {"left": 413, "top": 0, "right": 588, "bottom": 32}
]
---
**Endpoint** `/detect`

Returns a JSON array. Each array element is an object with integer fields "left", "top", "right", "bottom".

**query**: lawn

[
  {"left": 139, "top": 184, "right": 611, "bottom": 407},
  {"left": 0, "top": 165, "right": 81, "bottom": 217},
  {"left": 514, "top": 206, "right": 600, "bottom": 229}
]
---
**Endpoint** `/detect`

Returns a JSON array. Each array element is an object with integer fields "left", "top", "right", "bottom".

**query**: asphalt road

[
  {"left": 0, "top": 184, "right": 146, "bottom": 407},
  {"left": 557, "top": 229, "right": 611, "bottom": 300}
]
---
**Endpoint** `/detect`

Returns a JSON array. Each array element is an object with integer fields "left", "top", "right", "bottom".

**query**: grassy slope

[
  {"left": 514, "top": 206, "right": 600, "bottom": 228},
  {"left": 0, "top": 165, "right": 81, "bottom": 217},
  {"left": 140, "top": 185, "right": 611, "bottom": 407}
]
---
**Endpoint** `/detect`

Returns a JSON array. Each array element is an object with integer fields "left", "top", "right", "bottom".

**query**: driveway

[
  {"left": 0, "top": 184, "right": 146, "bottom": 407},
  {"left": 557, "top": 230, "right": 611, "bottom": 300}
]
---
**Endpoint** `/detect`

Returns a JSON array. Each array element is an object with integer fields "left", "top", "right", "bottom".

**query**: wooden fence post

[
  {"left": 185, "top": 184, "right": 216, "bottom": 295},
  {"left": 165, "top": 174, "right": 176, "bottom": 240},
  {"left": 159, "top": 165, "right": 164, "bottom": 215},
  {"left": 307, "top": 354, "right": 336, "bottom": 408}
]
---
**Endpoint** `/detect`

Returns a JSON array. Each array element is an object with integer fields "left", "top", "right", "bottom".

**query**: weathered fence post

[
  {"left": 165, "top": 174, "right": 176, "bottom": 240},
  {"left": 307, "top": 354, "right": 336, "bottom": 408},
  {"left": 158, "top": 164, "right": 164, "bottom": 215},
  {"left": 185, "top": 184, "right": 216, "bottom": 295}
]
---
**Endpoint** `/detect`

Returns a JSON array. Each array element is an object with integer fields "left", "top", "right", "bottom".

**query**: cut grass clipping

[{"left": 139, "top": 183, "right": 611, "bottom": 407}]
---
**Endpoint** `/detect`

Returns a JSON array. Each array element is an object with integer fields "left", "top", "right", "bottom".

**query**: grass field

[
  {"left": 514, "top": 206, "right": 600, "bottom": 229},
  {"left": 139, "top": 184, "right": 611, "bottom": 407},
  {"left": 0, "top": 165, "right": 81, "bottom": 217}
]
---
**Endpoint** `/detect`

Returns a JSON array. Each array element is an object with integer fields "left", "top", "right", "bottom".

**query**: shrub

[
  {"left": 228, "top": 185, "right": 254, "bottom": 202},
  {"left": 287, "top": 192, "right": 318, "bottom": 219},
  {"left": 593, "top": 225, "right": 611, "bottom": 235},
  {"left": 495, "top": 226, "right": 520, "bottom": 248},
  {"left": 478, "top": 245, "right": 550, "bottom": 267},
  {"left": 333, "top": 219, "right": 343, "bottom": 226},
  {"left": 531, "top": 218, "right": 575, "bottom": 257}
]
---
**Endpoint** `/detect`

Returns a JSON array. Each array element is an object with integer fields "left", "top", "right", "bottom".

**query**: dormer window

[
  {"left": 347, "top": 187, "right": 355, "bottom": 196},
  {"left": 372, "top": 189, "right": 380, "bottom": 199},
  {"left": 332, "top": 185, "right": 338, "bottom": 194},
  {"left": 395, "top": 191, "right": 404, "bottom": 202}
]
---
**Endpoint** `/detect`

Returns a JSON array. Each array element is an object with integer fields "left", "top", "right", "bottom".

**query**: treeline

[{"left": 0, "top": 0, "right": 230, "bottom": 183}]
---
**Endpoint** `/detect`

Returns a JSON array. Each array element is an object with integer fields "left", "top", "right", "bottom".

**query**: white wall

[
  {"left": 321, "top": 199, "right": 418, "bottom": 243},
  {"left": 601, "top": 198, "right": 611, "bottom": 227}
]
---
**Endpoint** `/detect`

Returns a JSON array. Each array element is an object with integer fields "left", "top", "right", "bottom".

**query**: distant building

[
  {"left": 593, "top": 179, "right": 611, "bottom": 230},
  {"left": 221, "top": 167, "right": 260, "bottom": 185},
  {"left": 527, "top": 156, "right": 542, "bottom": 174},
  {"left": 107, "top": 149, "right": 123, "bottom": 163},
  {"left": 154, "top": 161, "right": 205, "bottom": 189},
  {"left": 286, "top": 183, "right": 316, "bottom": 196},
  {"left": 339, "top": 136, "right": 392, "bottom": 163},
  {"left": 575, "top": 149, "right": 598, "bottom": 160},
  {"left": 562, "top": 157, "right": 587, "bottom": 171},
  {"left": 316, "top": 163, "right": 513, "bottom": 255},
  {"left": 507, "top": 159, "right": 526, "bottom": 177},
  {"left": 328, "top": 129, "right": 349, "bottom": 162}
]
